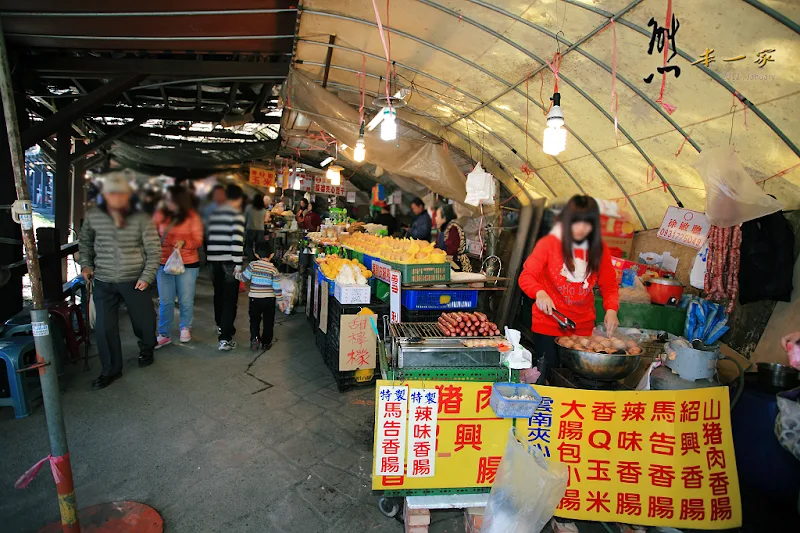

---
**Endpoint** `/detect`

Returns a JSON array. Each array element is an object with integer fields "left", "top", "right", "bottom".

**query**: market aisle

[{"left": 0, "top": 275, "right": 465, "bottom": 533}]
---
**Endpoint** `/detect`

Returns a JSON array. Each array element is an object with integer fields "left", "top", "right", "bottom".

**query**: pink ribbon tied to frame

[{"left": 15, "top": 453, "right": 68, "bottom": 489}]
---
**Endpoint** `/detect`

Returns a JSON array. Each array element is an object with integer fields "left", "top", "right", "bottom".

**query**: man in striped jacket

[
  {"left": 79, "top": 173, "right": 160, "bottom": 389},
  {"left": 206, "top": 184, "right": 246, "bottom": 350}
]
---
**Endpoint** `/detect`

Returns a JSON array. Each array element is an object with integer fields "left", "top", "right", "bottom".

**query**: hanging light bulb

[
  {"left": 353, "top": 138, "right": 366, "bottom": 162},
  {"left": 542, "top": 92, "right": 566, "bottom": 156},
  {"left": 380, "top": 107, "right": 397, "bottom": 141},
  {"left": 353, "top": 122, "right": 367, "bottom": 162},
  {"left": 326, "top": 165, "right": 342, "bottom": 185},
  {"left": 269, "top": 186, "right": 276, "bottom": 193}
]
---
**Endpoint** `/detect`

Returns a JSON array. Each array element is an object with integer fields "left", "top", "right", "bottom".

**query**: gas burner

[{"left": 551, "top": 368, "right": 631, "bottom": 390}]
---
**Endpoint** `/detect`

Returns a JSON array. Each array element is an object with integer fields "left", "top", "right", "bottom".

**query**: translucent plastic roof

[{"left": 293, "top": 0, "right": 800, "bottom": 228}]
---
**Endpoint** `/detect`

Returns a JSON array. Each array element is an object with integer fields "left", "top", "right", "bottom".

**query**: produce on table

[
  {"left": 317, "top": 256, "right": 372, "bottom": 284},
  {"left": 556, "top": 335, "right": 642, "bottom": 355},
  {"left": 436, "top": 312, "right": 501, "bottom": 337},
  {"left": 340, "top": 234, "right": 447, "bottom": 264}
]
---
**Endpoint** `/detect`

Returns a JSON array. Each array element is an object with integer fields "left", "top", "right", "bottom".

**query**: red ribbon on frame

[
  {"left": 15, "top": 453, "right": 68, "bottom": 489},
  {"left": 656, "top": 0, "right": 677, "bottom": 115}
]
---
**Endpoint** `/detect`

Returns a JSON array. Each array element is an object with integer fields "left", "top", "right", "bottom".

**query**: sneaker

[
  {"left": 155, "top": 335, "right": 171, "bottom": 349},
  {"left": 218, "top": 340, "right": 237, "bottom": 351},
  {"left": 250, "top": 338, "right": 260, "bottom": 351},
  {"left": 216, "top": 326, "right": 222, "bottom": 336},
  {"left": 261, "top": 340, "right": 273, "bottom": 351},
  {"left": 180, "top": 328, "right": 191, "bottom": 343},
  {"left": 138, "top": 353, "right": 154, "bottom": 367}
]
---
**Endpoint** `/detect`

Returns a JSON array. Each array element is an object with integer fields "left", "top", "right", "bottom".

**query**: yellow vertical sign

[{"left": 372, "top": 381, "right": 741, "bottom": 530}]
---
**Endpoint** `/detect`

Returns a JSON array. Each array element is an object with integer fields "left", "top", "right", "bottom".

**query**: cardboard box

[{"left": 334, "top": 283, "right": 371, "bottom": 305}]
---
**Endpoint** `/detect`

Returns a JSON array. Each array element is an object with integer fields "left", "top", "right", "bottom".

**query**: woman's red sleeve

[
  {"left": 185, "top": 212, "right": 204, "bottom": 251},
  {"left": 445, "top": 226, "right": 460, "bottom": 256},
  {"left": 597, "top": 243, "right": 620, "bottom": 312},
  {"left": 518, "top": 237, "right": 551, "bottom": 299}
]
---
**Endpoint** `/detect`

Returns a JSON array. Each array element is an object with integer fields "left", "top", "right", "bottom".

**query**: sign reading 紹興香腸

[{"left": 372, "top": 382, "right": 741, "bottom": 529}]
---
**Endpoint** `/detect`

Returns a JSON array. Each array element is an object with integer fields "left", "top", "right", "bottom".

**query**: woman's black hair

[
  {"left": 252, "top": 193, "right": 265, "bottom": 210},
  {"left": 299, "top": 198, "right": 309, "bottom": 208},
  {"left": 437, "top": 203, "right": 457, "bottom": 226},
  {"left": 558, "top": 195, "right": 602, "bottom": 275},
  {"left": 163, "top": 185, "right": 194, "bottom": 224}
]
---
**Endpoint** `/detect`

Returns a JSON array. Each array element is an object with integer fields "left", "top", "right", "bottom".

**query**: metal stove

[
  {"left": 551, "top": 368, "right": 632, "bottom": 390},
  {"left": 388, "top": 322, "right": 504, "bottom": 368}
]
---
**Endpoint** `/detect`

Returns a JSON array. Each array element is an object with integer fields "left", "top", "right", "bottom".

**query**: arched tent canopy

[{"left": 293, "top": 0, "right": 800, "bottom": 229}]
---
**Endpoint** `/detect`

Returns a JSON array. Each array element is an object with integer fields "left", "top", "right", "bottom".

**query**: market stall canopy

[
  {"left": 293, "top": 0, "right": 800, "bottom": 229},
  {"left": 2, "top": 1, "right": 294, "bottom": 176}
]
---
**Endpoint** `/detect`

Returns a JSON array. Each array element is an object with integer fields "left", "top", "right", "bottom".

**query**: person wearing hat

[{"left": 79, "top": 172, "right": 160, "bottom": 389}]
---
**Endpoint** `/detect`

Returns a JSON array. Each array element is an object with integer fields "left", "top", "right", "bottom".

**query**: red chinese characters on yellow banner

[
  {"left": 249, "top": 166, "right": 276, "bottom": 187},
  {"left": 372, "top": 381, "right": 741, "bottom": 530}
]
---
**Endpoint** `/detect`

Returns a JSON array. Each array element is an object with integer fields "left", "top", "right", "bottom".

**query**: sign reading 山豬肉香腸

[{"left": 372, "top": 382, "right": 741, "bottom": 530}]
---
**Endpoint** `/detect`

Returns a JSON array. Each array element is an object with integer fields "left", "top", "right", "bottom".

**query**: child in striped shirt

[{"left": 239, "top": 241, "right": 284, "bottom": 351}]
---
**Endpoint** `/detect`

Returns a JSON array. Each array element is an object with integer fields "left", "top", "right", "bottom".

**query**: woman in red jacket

[
  {"left": 153, "top": 185, "right": 204, "bottom": 346},
  {"left": 519, "top": 195, "right": 620, "bottom": 383}
]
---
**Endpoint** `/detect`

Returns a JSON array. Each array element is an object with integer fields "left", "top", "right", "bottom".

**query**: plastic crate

[
  {"left": 489, "top": 382, "right": 542, "bottom": 418},
  {"left": 362, "top": 254, "right": 375, "bottom": 269},
  {"left": 317, "top": 270, "right": 336, "bottom": 295},
  {"left": 401, "top": 289, "right": 478, "bottom": 310},
  {"left": 371, "top": 278, "right": 390, "bottom": 302},
  {"left": 385, "top": 261, "right": 450, "bottom": 284},
  {"left": 400, "top": 308, "right": 442, "bottom": 323}
]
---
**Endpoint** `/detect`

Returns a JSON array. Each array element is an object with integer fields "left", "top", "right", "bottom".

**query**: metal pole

[{"left": 0, "top": 19, "right": 80, "bottom": 533}]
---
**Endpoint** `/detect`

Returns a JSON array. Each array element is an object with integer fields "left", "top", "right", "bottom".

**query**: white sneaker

[
  {"left": 180, "top": 328, "right": 191, "bottom": 343},
  {"left": 218, "top": 340, "right": 237, "bottom": 351}
]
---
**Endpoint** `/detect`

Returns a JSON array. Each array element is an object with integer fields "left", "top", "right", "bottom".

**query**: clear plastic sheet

[
  {"left": 692, "top": 147, "right": 783, "bottom": 228},
  {"left": 285, "top": 70, "right": 468, "bottom": 202}
]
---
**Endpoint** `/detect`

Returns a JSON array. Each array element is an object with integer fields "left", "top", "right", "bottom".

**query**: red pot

[{"left": 645, "top": 278, "right": 684, "bottom": 306}]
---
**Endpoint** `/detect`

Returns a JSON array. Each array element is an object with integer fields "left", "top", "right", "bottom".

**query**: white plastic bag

[
  {"left": 164, "top": 248, "right": 185, "bottom": 275},
  {"left": 482, "top": 428, "right": 568, "bottom": 533},
  {"left": 692, "top": 146, "right": 782, "bottom": 227},
  {"left": 690, "top": 241, "right": 709, "bottom": 290},
  {"left": 464, "top": 163, "right": 496, "bottom": 206}
]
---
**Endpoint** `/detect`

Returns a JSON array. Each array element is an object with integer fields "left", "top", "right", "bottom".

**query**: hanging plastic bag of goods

[
  {"left": 464, "top": 163, "right": 496, "bottom": 207},
  {"left": 691, "top": 147, "right": 782, "bottom": 228}
]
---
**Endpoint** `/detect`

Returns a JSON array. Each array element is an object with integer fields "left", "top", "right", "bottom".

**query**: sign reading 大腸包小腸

[
  {"left": 658, "top": 207, "right": 710, "bottom": 249},
  {"left": 372, "top": 382, "right": 741, "bottom": 530}
]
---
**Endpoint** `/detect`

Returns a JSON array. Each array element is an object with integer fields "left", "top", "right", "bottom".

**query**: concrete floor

[{"left": 0, "top": 275, "right": 466, "bottom": 533}]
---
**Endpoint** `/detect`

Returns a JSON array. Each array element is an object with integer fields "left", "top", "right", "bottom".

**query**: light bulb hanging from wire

[
  {"left": 327, "top": 165, "right": 342, "bottom": 185},
  {"left": 380, "top": 107, "right": 397, "bottom": 141},
  {"left": 542, "top": 92, "right": 566, "bottom": 156},
  {"left": 353, "top": 122, "right": 366, "bottom": 162}
]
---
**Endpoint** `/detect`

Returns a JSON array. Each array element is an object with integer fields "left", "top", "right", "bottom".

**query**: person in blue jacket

[{"left": 405, "top": 197, "right": 432, "bottom": 241}]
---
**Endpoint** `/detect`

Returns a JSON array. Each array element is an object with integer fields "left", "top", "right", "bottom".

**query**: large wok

[{"left": 558, "top": 346, "right": 641, "bottom": 381}]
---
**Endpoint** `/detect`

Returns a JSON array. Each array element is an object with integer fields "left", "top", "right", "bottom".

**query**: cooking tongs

[{"left": 551, "top": 308, "right": 576, "bottom": 331}]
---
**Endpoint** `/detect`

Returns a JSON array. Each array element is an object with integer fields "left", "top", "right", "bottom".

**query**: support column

[
  {"left": 70, "top": 159, "right": 86, "bottom": 237},
  {"left": 54, "top": 129, "right": 71, "bottom": 243},
  {"left": 0, "top": 91, "right": 23, "bottom": 323}
]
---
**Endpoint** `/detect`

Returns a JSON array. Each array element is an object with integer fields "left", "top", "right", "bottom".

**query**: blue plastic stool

[
  {"left": 2, "top": 312, "right": 68, "bottom": 375},
  {"left": 0, "top": 337, "right": 40, "bottom": 418}
]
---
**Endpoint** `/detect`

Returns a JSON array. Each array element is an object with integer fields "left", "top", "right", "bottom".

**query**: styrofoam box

[{"left": 334, "top": 283, "right": 371, "bottom": 305}]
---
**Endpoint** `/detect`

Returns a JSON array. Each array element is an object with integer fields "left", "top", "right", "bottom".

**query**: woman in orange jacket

[
  {"left": 153, "top": 185, "right": 204, "bottom": 346},
  {"left": 518, "top": 196, "right": 620, "bottom": 383}
]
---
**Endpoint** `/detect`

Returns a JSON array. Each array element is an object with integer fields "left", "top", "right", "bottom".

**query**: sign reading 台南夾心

[
  {"left": 658, "top": 207, "right": 710, "bottom": 249},
  {"left": 249, "top": 166, "right": 276, "bottom": 188},
  {"left": 372, "top": 382, "right": 741, "bottom": 530},
  {"left": 313, "top": 177, "right": 346, "bottom": 197}
]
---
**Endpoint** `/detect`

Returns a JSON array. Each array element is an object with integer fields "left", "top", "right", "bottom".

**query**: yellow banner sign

[
  {"left": 372, "top": 381, "right": 741, "bottom": 530},
  {"left": 249, "top": 166, "right": 276, "bottom": 187}
]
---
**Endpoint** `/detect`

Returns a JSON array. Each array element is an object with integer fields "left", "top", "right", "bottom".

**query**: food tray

[
  {"left": 490, "top": 382, "right": 542, "bottom": 418},
  {"left": 385, "top": 261, "right": 450, "bottom": 284},
  {"left": 401, "top": 289, "right": 478, "bottom": 310}
]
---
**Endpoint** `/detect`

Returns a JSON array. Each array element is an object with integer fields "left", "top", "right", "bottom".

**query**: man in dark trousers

[
  {"left": 206, "top": 184, "right": 246, "bottom": 351},
  {"left": 405, "top": 197, "right": 432, "bottom": 241},
  {"left": 79, "top": 173, "right": 160, "bottom": 389}
]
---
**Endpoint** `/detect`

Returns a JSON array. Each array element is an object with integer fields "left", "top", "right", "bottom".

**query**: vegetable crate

[
  {"left": 316, "top": 270, "right": 336, "bottom": 296},
  {"left": 401, "top": 289, "right": 478, "bottom": 311},
  {"left": 400, "top": 308, "right": 442, "bottom": 323},
  {"left": 370, "top": 278, "right": 390, "bottom": 302},
  {"left": 385, "top": 261, "right": 450, "bottom": 284}
]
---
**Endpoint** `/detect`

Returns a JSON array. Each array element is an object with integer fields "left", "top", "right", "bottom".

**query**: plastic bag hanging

[
  {"left": 691, "top": 147, "right": 782, "bottom": 227},
  {"left": 464, "top": 163, "right": 496, "bottom": 207},
  {"left": 164, "top": 248, "right": 185, "bottom": 275}
]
